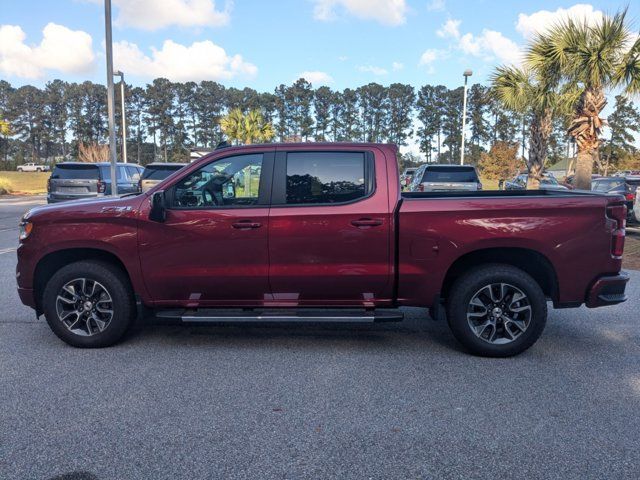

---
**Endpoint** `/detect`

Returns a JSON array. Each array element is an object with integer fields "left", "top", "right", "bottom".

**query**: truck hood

[{"left": 23, "top": 194, "right": 145, "bottom": 222}]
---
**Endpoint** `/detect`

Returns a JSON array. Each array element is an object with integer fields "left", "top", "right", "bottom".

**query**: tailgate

[
  {"left": 50, "top": 164, "right": 101, "bottom": 195},
  {"left": 50, "top": 178, "right": 99, "bottom": 194}
]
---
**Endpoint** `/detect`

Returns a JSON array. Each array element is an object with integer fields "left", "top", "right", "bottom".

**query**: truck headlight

[{"left": 19, "top": 222, "right": 33, "bottom": 241}]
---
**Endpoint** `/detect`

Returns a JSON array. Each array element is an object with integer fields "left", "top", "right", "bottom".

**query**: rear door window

[
  {"left": 51, "top": 164, "right": 100, "bottom": 180},
  {"left": 422, "top": 166, "right": 478, "bottom": 183},
  {"left": 285, "top": 152, "right": 369, "bottom": 204},
  {"left": 126, "top": 166, "right": 141, "bottom": 182}
]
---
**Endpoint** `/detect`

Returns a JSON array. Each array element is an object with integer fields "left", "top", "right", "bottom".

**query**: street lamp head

[
  {"left": 113, "top": 70, "right": 123, "bottom": 78},
  {"left": 463, "top": 69, "right": 473, "bottom": 77}
]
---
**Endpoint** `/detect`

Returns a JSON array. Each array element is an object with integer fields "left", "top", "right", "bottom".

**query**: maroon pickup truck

[{"left": 16, "top": 143, "right": 629, "bottom": 356}]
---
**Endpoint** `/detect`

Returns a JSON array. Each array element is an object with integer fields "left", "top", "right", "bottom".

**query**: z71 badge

[{"left": 100, "top": 206, "right": 132, "bottom": 213}]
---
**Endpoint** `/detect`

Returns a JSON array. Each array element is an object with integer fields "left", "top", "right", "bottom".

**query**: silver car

[
  {"left": 140, "top": 163, "right": 187, "bottom": 192},
  {"left": 409, "top": 164, "right": 482, "bottom": 192}
]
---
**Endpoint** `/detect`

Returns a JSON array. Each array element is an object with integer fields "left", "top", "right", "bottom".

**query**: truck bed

[{"left": 397, "top": 188, "right": 625, "bottom": 308}]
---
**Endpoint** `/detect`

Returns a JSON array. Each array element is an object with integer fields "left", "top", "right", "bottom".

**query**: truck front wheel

[
  {"left": 446, "top": 264, "right": 547, "bottom": 357},
  {"left": 42, "top": 261, "right": 135, "bottom": 348}
]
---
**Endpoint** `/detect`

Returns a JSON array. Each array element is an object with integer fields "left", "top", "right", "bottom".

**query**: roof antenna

[{"left": 215, "top": 141, "right": 231, "bottom": 150}]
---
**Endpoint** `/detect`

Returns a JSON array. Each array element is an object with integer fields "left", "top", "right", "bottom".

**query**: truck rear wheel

[
  {"left": 446, "top": 264, "right": 547, "bottom": 357},
  {"left": 42, "top": 261, "right": 135, "bottom": 348}
]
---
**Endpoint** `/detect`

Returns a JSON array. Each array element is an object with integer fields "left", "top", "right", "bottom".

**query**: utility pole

[
  {"left": 460, "top": 69, "right": 472, "bottom": 165},
  {"left": 114, "top": 71, "right": 127, "bottom": 163},
  {"left": 104, "top": 0, "right": 118, "bottom": 195}
]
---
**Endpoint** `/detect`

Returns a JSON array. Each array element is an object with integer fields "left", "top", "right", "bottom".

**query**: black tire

[
  {"left": 446, "top": 264, "right": 547, "bottom": 357},
  {"left": 42, "top": 261, "right": 135, "bottom": 348}
]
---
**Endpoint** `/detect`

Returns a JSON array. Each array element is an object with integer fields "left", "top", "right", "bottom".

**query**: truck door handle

[
  {"left": 232, "top": 220, "right": 262, "bottom": 229},
  {"left": 351, "top": 218, "right": 383, "bottom": 228}
]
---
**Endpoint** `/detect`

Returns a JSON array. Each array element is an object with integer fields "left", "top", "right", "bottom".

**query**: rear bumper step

[
  {"left": 585, "top": 272, "right": 629, "bottom": 308},
  {"left": 155, "top": 308, "right": 404, "bottom": 323}
]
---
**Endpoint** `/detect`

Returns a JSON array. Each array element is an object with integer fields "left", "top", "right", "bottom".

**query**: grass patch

[
  {"left": 0, "top": 171, "right": 49, "bottom": 194},
  {"left": 480, "top": 178, "right": 501, "bottom": 190},
  {"left": 0, "top": 177, "right": 14, "bottom": 195}
]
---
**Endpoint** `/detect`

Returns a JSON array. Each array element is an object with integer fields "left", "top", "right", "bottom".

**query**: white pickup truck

[{"left": 16, "top": 163, "right": 50, "bottom": 172}]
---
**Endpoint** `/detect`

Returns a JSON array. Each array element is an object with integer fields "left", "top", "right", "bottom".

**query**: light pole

[
  {"left": 104, "top": 0, "right": 118, "bottom": 195},
  {"left": 113, "top": 70, "right": 127, "bottom": 163},
  {"left": 460, "top": 69, "right": 472, "bottom": 165}
]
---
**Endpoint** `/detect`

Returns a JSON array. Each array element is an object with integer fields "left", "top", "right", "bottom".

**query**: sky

[{"left": 1, "top": 0, "right": 639, "bottom": 92}]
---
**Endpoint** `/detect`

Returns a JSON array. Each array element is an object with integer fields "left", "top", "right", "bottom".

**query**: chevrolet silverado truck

[{"left": 16, "top": 143, "right": 629, "bottom": 356}]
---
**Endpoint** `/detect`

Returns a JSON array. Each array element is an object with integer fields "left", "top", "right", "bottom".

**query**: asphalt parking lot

[{"left": 1, "top": 196, "right": 639, "bottom": 480}]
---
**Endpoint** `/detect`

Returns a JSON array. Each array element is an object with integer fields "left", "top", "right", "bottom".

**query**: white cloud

[
  {"left": 418, "top": 49, "right": 444, "bottom": 73},
  {"left": 392, "top": 61, "right": 404, "bottom": 71},
  {"left": 0, "top": 23, "right": 94, "bottom": 79},
  {"left": 436, "top": 19, "right": 461, "bottom": 38},
  {"left": 298, "top": 70, "right": 334, "bottom": 85},
  {"left": 357, "top": 65, "right": 388, "bottom": 75},
  {"left": 427, "top": 0, "right": 445, "bottom": 12},
  {"left": 419, "top": 49, "right": 439, "bottom": 66},
  {"left": 113, "top": 39, "right": 256, "bottom": 81},
  {"left": 459, "top": 29, "right": 522, "bottom": 65},
  {"left": 435, "top": 18, "right": 522, "bottom": 66},
  {"left": 313, "top": 0, "right": 407, "bottom": 26},
  {"left": 89, "top": 0, "right": 231, "bottom": 31},
  {"left": 516, "top": 4, "right": 604, "bottom": 39}
]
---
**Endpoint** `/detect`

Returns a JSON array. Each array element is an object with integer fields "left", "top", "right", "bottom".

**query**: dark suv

[{"left": 47, "top": 162, "right": 144, "bottom": 203}]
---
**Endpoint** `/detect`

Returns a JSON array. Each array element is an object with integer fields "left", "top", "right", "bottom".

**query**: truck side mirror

[{"left": 149, "top": 191, "right": 166, "bottom": 222}]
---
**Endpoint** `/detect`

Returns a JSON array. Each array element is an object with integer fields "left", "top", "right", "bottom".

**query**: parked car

[
  {"left": 18, "top": 143, "right": 628, "bottom": 357},
  {"left": 47, "top": 162, "right": 144, "bottom": 203},
  {"left": 591, "top": 176, "right": 640, "bottom": 222},
  {"left": 140, "top": 163, "right": 187, "bottom": 192},
  {"left": 504, "top": 173, "right": 568, "bottom": 190},
  {"left": 560, "top": 174, "right": 601, "bottom": 189},
  {"left": 634, "top": 186, "right": 640, "bottom": 223},
  {"left": 17, "top": 162, "right": 49, "bottom": 172},
  {"left": 409, "top": 164, "right": 482, "bottom": 192},
  {"left": 400, "top": 167, "right": 418, "bottom": 190}
]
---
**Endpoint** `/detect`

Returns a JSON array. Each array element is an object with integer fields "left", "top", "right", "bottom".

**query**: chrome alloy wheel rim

[
  {"left": 466, "top": 283, "right": 532, "bottom": 345},
  {"left": 55, "top": 278, "right": 114, "bottom": 336}
]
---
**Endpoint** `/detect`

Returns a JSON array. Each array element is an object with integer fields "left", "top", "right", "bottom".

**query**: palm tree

[
  {"left": 220, "top": 108, "right": 244, "bottom": 145},
  {"left": 220, "top": 108, "right": 275, "bottom": 145},
  {"left": 491, "top": 66, "right": 575, "bottom": 188},
  {"left": 242, "top": 109, "right": 275, "bottom": 145},
  {"left": 526, "top": 9, "right": 640, "bottom": 189}
]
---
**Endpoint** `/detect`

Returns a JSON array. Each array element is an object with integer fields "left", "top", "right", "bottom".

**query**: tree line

[
  {"left": 0, "top": 78, "right": 534, "bottom": 167},
  {"left": 0, "top": 72, "right": 637, "bottom": 175}
]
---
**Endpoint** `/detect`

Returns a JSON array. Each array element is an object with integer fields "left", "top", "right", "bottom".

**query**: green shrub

[{"left": 0, "top": 177, "right": 14, "bottom": 195}]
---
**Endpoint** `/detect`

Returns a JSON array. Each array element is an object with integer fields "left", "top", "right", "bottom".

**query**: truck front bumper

[
  {"left": 585, "top": 272, "right": 629, "bottom": 308},
  {"left": 17, "top": 287, "right": 36, "bottom": 309}
]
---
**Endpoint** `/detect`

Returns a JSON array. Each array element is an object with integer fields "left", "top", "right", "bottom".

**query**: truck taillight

[
  {"left": 606, "top": 204, "right": 626, "bottom": 258},
  {"left": 97, "top": 180, "right": 106, "bottom": 193},
  {"left": 625, "top": 193, "right": 635, "bottom": 202}
]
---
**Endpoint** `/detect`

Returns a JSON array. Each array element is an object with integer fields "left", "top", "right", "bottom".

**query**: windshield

[
  {"left": 142, "top": 165, "right": 185, "bottom": 180},
  {"left": 592, "top": 179, "right": 625, "bottom": 192},
  {"left": 51, "top": 164, "right": 100, "bottom": 180},
  {"left": 422, "top": 167, "right": 478, "bottom": 183}
]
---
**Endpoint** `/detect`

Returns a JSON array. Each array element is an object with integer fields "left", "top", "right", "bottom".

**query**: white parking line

[{"left": 0, "top": 247, "right": 17, "bottom": 255}]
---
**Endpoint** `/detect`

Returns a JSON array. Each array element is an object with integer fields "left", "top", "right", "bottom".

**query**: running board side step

[{"left": 155, "top": 308, "right": 404, "bottom": 323}]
